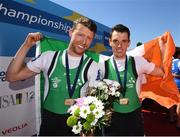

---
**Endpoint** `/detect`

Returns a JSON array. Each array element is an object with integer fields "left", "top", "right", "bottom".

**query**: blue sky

[{"left": 50, "top": 0, "right": 180, "bottom": 49}]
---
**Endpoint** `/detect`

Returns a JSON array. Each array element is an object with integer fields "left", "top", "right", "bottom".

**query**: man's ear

[
  {"left": 69, "top": 29, "right": 73, "bottom": 37},
  {"left": 109, "top": 38, "right": 112, "bottom": 47},
  {"left": 127, "top": 40, "right": 131, "bottom": 48}
]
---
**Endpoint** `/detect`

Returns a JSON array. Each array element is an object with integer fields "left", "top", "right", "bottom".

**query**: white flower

[
  {"left": 72, "top": 121, "right": 82, "bottom": 134},
  {"left": 109, "top": 86, "right": 116, "bottom": 92},
  {"left": 84, "top": 96, "right": 97, "bottom": 105},
  {"left": 68, "top": 105, "right": 79, "bottom": 115},
  {"left": 115, "top": 91, "right": 120, "bottom": 97},
  {"left": 94, "top": 100, "right": 104, "bottom": 109},
  {"left": 104, "top": 87, "right": 109, "bottom": 93},
  {"left": 93, "top": 108, "right": 105, "bottom": 119},
  {"left": 101, "top": 84, "right": 108, "bottom": 91},
  {"left": 103, "top": 79, "right": 113, "bottom": 85},
  {"left": 111, "top": 80, "right": 121, "bottom": 88},
  {"left": 79, "top": 106, "right": 91, "bottom": 119},
  {"left": 104, "top": 94, "right": 109, "bottom": 100},
  {"left": 109, "top": 87, "right": 116, "bottom": 96},
  {"left": 96, "top": 81, "right": 105, "bottom": 88}
]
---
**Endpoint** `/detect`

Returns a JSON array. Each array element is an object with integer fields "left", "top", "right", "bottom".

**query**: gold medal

[
  {"left": 119, "top": 98, "right": 129, "bottom": 105},
  {"left": 64, "top": 99, "right": 75, "bottom": 106}
]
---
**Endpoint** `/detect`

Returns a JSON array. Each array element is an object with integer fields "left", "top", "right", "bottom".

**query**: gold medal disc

[{"left": 119, "top": 98, "right": 129, "bottom": 105}]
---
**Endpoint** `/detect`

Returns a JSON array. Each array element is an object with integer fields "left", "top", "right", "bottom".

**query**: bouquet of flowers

[
  {"left": 86, "top": 79, "right": 121, "bottom": 126},
  {"left": 66, "top": 96, "right": 105, "bottom": 135},
  {"left": 87, "top": 79, "right": 121, "bottom": 109},
  {"left": 66, "top": 79, "right": 121, "bottom": 135}
]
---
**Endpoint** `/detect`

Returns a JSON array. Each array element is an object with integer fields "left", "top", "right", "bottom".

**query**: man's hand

[
  {"left": 159, "top": 34, "right": 167, "bottom": 67},
  {"left": 23, "top": 32, "right": 43, "bottom": 48},
  {"left": 159, "top": 35, "right": 167, "bottom": 54}
]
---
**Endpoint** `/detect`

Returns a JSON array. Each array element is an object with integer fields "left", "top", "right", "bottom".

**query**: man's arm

[
  {"left": 6, "top": 32, "right": 43, "bottom": 82},
  {"left": 149, "top": 66, "right": 164, "bottom": 77}
]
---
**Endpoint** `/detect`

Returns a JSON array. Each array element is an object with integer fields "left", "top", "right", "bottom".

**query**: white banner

[{"left": 0, "top": 57, "right": 37, "bottom": 136}]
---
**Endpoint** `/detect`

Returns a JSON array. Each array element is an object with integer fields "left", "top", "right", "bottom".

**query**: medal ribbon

[
  {"left": 113, "top": 55, "right": 128, "bottom": 98},
  {"left": 65, "top": 51, "right": 84, "bottom": 98}
]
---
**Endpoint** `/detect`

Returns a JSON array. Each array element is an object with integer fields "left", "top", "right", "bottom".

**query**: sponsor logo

[
  {"left": 0, "top": 71, "right": 6, "bottom": 82},
  {"left": 2, "top": 122, "right": 28, "bottom": 135},
  {"left": 127, "top": 77, "right": 136, "bottom": 88},
  {"left": 51, "top": 77, "right": 61, "bottom": 88},
  {"left": 0, "top": 91, "right": 35, "bottom": 109}
]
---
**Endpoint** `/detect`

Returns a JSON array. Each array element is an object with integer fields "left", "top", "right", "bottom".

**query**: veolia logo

[{"left": 1, "top": 122, "right": 28, "bottom": 135}]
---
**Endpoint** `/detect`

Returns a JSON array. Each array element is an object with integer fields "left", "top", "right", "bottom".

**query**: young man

[
  {"left": 6, "top": 17, "right": 99, "bottom": 136},
  {"left": 99, "top": 24, "right": 165, "bottom": 136}
]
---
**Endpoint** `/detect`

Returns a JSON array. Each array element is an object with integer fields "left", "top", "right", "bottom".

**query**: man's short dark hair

[
  {"left": 72, "top": 17, "right": 97, "bottom": 34},
  {"left": 110, "top": 24, "right": 130, "bottom": 40}
]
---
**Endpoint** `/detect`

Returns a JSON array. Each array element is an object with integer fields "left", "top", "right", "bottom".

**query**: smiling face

[
  {"left": 109, "top": 31, "right": 130, "bottom": 59},
  {"left": 68, "top": 23, "right": 94, "bottom": 57}
]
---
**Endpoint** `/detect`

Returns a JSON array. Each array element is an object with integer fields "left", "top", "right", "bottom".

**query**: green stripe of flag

[{"left": 40, "top": 36, "right": 104, "bottom": 62}]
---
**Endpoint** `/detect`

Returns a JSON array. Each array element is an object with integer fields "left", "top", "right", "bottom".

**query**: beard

[
  {"left": 69, "top": 43, "right": 86, "bottom": 56},
  {"left": 73, "top": 46, "right": 84, "bottom": 55}
]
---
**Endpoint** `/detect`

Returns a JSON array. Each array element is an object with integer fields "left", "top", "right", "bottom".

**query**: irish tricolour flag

[{"left": 128, "top": 31, "right": 179, "bottom": 108}]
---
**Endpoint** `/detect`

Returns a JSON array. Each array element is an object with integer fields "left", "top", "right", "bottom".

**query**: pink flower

[{"left": 75, "top": 97, "right": 85, "bottom": 107}]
